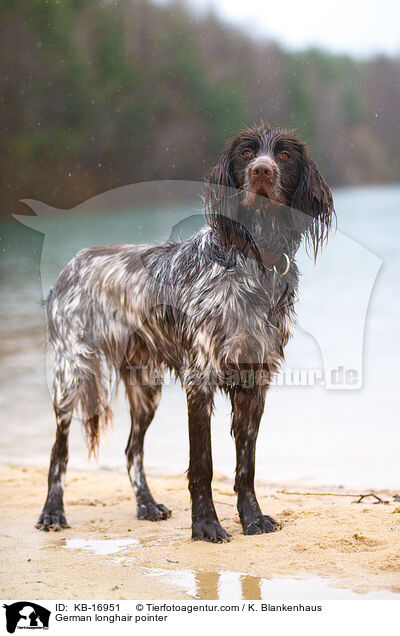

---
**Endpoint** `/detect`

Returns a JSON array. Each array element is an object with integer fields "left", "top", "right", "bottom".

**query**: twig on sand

[
  {"left": 351, "top": 493, "right": 390, "bottom": 505},
  {"left": 277, "top": 490, "right": 391, "bottom": 504}
]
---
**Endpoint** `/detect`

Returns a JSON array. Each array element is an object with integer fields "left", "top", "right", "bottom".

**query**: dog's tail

[
  {"left": 52, "top": 350, "right": 113, "bottom": 458},
  {"left": 78, "top": 364, "right": 113, "bottom": 457},
  {"left": 46, "top": 281, "right": 114, "bottom": 457}
]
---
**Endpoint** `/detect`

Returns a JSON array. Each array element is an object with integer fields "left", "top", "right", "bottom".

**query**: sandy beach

[{"left": 1, "top": 463, "right": 400, "bottom": 600}]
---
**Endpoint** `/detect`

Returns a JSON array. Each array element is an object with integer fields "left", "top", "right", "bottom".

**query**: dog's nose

[{"left": 251, "top": 158, "right": 275, "bottom": 179}]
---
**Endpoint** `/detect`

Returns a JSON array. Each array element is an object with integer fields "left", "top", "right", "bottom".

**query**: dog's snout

[{"left": 250, "top": 157, "right": 276, "bottom": 180}]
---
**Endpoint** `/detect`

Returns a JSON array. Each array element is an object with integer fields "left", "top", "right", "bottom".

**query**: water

[
  {"left": 144, "top": 568, "right": 400, "bottom": 600},
  {"left": 57, "top": 539, "right": 400, "bottom": 599},
  {"left": 61, "top": 538, "right": 140, "bottom": 555},
  {"left": 0, "top": 182, "right": 399, "bottom": 489},
  {"left": 58, "top": 536, "right": 177, "bottom": 554}
]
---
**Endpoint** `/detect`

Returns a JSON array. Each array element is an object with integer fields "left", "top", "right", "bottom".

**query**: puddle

[
  {"left": 57, "top": 538, "right": 400, "bottom": 600},
  {"left": 57, "top": 535, "right": 177, "bottom": 556},
  {"left": 60, "top": 538, "right": 140, "bottom": 555},
  {"left": 145, "top": 568, "right": 400, "bottom": 600}
]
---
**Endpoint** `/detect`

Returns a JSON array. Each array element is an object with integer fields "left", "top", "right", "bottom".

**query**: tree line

[{"left": 1, "top": 0, "right": 399, "bottom": 217}]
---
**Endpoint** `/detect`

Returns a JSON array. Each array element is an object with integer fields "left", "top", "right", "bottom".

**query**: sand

[{"left": 1, "top": 463, "right": 400, "bottom": 600}]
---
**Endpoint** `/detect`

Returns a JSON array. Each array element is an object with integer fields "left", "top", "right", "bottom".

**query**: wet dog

[{"left": 36, "top": 122, "right": 334, "bottom": 541}]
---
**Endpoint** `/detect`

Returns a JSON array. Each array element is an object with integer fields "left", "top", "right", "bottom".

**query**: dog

[{"left": 36, "top": 122, "right": 334, "bottom": 541}]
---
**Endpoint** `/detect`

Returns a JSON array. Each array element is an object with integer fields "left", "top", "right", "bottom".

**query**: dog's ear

[
  {"left": 205, "top": 149, "right": 235, "bottom": 216},
  {"left": 205, "top": 151, "right": 264, "bottom": 265},
  {"left": 210, "top": 149, "right": 235, "bottom": 189},
  {"left": 291, "top": 152, "right": 335, "bottom": 258},
  {"left": 205, "top": 147, "right": 242, "bottom": 252}
]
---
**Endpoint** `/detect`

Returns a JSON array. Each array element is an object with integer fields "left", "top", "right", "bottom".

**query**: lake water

[{"left": 0, "top": 182, "right": 399, "bottom": 490}]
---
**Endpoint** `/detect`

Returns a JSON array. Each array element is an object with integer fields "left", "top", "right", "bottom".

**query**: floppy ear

[
  {"left": 205, "top": 149, "right": 235, "bottom": 217},
  {"left": 205, "top": 151, "right": 266, "bottom": 266},
  {"left": 291, "top": 153, "right": 334, "bottom": 258},
  {"left": 205, "top": 148, "right": 242, "bottom": 252}
]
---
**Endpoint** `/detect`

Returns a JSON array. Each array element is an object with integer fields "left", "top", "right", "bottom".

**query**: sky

[{"left": 157, "top": 0, "right": 400, "bottom": 58}]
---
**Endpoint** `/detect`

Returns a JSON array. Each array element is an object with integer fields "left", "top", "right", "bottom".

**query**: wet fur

[{"left": 36, "top": 123, "right": 334, "bottom": 541}]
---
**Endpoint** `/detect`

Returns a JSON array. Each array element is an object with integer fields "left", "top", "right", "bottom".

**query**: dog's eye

[
  {"left": 280, "top": 151, "right": 291, "bottom": 160},
  {"left": 242, "top": 149, "right": 253, "bottom": 158}
]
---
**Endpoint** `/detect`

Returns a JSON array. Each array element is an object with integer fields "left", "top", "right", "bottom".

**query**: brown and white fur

[{"left": 36, "top": 123, "right": 334, "bottom": 541}]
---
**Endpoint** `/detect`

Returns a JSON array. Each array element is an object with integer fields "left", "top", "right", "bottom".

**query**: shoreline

[{"left": 1, "top": 463, "right": 400, "bottom": 600}]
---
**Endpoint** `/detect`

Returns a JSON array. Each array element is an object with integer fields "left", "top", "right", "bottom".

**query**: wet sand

[{"left": 1, "top": 463, "right": 400, "bottom": 600}]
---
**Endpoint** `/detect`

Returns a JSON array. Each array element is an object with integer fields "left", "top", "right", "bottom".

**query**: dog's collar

[
  {"left": 260, "top": 249, "right": 291, "bottom": 276},
  {"left": 222, "top": 233, "right": 291, "bottom": 276}
]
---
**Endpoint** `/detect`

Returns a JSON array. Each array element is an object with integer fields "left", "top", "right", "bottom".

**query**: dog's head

[{"left": 205, "top": 122, "right": 334, "bottom": 257}]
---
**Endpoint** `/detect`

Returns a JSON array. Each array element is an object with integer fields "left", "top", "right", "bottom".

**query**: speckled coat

[{"left": 36, "top": 124, "right": 334, "bottom": 542}]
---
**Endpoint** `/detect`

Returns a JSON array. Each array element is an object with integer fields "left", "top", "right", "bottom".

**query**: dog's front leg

[
  {"left": 231, "top": 386, "right": 280, "bottom": 535},
  {"left": 186, "top": 385, "right": 230, "bottom": 543}
]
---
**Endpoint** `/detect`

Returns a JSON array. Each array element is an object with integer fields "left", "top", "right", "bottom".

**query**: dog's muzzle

[{"left": 249, "top": 155, "right": 279, "bottom": 197}]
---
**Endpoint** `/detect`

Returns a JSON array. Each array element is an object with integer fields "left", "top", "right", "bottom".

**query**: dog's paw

[
  {"left": 192, "top": 519, "right": 231, "bottom": 543},
  {"left": 242, "top": 514, "right": 281, "bottom": 535},
  {"left": 137, "top": 502, "right": 171, "bottom": 521},
  {"left": 35, "top": 509, "right": 70, "bottom": 531}
]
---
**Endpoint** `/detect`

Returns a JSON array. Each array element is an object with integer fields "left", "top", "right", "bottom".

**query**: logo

[
  {"left": 15, "top": 184, "right": 382, "bottom": 392},
  {"left": 3, "top": 603, "right": 50, "bottom": 634}
]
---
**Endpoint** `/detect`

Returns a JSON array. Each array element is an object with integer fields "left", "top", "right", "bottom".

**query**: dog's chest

[{"left": 186, "top": 264, "right": 295, "bottom": 370}]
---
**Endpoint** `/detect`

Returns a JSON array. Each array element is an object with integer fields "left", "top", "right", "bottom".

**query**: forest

[{"left": 1, "top": 0, "right": 400, "bottom": 217}]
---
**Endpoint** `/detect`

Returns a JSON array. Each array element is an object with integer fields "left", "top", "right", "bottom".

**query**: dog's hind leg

[
  {"left": 230, "top": 386, "right": 280, "bottom": 535},
  {"left": 36, "top": 401, "right": 73, "bottom": 531},
  {"left": 121, "top": 369, "right": 171, "bottom": 521}
]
